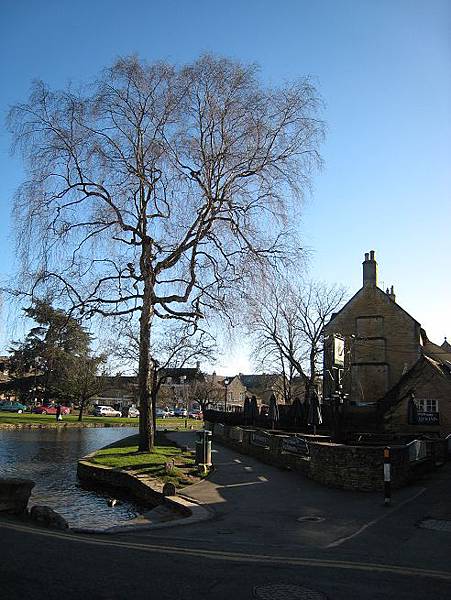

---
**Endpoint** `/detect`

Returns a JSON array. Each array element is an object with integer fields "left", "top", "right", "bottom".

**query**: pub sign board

[
  {"left": 416, "top": 412, "right": 440, "bottom": 425},
  {"left": 333, "top": 336, "right": 345, "bottom": 367},
  {"left": 281, "top": 435, "right": 310, "bottom": 456}
]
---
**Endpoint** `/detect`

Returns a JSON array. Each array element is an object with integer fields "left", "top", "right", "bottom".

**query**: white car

[
  {"left": 174, "top": 408, "right": 188, "bottom": 417},
  {"left": 127, "top": 406, "right": 140, "bottom": 418},
  {"left": 156, "top": 408, "right": 170, "bottom": 418},
  {"left": 94, "top": 405, "right": 122, "bottom": 417}
]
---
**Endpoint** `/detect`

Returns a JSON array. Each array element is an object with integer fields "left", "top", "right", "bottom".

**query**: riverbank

[
  {"left": 0, "top": 413, "right": 204, "bottom": 430},
  {"left": 76, "top": 432, "right": 210, "bottom": 532},
  {"left": 82, "top": 432, "right": 203, "bottom": 488}
]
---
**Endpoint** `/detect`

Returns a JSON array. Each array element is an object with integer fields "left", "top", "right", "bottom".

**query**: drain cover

[
  {"left": 297, "top": 516, "right": 325, "bottom": 523},
  {"left": 254, "top": 584, "right": 328, "bottom": 599}
]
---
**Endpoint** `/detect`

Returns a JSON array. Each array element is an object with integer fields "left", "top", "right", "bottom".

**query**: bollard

[{"left": 383, "top": 446, "right": 391, "bottom": 506}]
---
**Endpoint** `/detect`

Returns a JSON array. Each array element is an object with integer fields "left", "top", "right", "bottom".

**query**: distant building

[{"left": 93, "top": 367, "right": 205, "bottom": 410}]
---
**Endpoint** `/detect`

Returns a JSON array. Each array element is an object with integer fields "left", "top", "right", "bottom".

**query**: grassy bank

[
  {"left": 88, "top": 433, "right": 201, "bottom": 488},
  {"left": 0, "top": 412, "right": 204, "bottom": 430}
]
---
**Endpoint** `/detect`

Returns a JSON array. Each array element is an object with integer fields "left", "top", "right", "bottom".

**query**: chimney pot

[{"left": 362, "top": 250, "right": 377, "bottom": 287}]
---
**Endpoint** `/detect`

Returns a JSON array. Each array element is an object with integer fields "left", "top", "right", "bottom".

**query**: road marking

[
  {"left": 233, "top": 459, "right": 242, "bottom": 463},
  {"left": 221, "top": 480, "right": 265, "bottom": 488},
  {"left": 244, "top": 466, "right": 253, "bottom": 471},
  {"left": 258, "top": 476, "right": 268, "bottom": 482},
  {"left": 1, "top": 519, "right": 450, "bottom": 581},
  {"left": 326, "top": 487, "right": 427, "bottom": 548}
]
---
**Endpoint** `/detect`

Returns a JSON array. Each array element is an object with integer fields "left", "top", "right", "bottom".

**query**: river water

[{"left": 0, "top": 427, "right": 148, "bottom": 528}]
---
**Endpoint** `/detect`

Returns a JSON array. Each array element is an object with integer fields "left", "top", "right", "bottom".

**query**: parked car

[
  {"left": 127, "top": 406, "right": 140, "bottom": 418},
  {"left": 32, "top": 403, "right": 71, "bottom": 415},
  {"left": 188, "top": 410, "right": 203, "bottom": 420},
  {"left": 0, "top": 401, "right": 27, "bottom": 413},
  {"left": 155, "top": 408, "right": 170, "bottom": 418},
  {"left": 93, "top": 405, "right": 122, "bottom": 417},
  {"left": 174, "top": 408, "right": 188, "bottom": 417}
]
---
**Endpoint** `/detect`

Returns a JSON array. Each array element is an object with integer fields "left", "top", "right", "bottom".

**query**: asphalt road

[{"left": 1, "top": 432, "right": 450, "bottom": 599}]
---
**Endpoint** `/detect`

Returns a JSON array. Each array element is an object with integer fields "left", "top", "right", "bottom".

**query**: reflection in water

[{"left": 0, "top": 427, "right": 146, "bottom": 528}]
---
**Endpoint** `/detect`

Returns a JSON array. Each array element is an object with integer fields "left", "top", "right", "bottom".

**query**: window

[{"left": 415, "top": 399, "right": 439, "bottom": 413}]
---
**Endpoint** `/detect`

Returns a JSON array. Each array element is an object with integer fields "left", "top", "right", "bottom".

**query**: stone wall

[{"left": 207, "top": 421, "right": 437, "bottom": 492}]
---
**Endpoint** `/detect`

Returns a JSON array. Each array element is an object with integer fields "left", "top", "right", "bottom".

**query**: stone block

[
  {"left": 0, "top": 478, "right": 35, "bottom": 514},
  {"left": 29, "top": 505, "right": 69, "bottom": 530}
]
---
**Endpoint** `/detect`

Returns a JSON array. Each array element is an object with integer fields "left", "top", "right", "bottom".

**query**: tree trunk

[
  {"left": 151, "top": 366, "right": 158, "bottom": 440},
  {"left": 138, "top": 244, "right": 154, "bottom": 452},
  {"left": 78, "top": 400, "right": 84, "bottom": 422}
]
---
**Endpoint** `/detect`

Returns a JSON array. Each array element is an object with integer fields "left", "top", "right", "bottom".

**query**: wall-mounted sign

[
  {"left": 281, "top": 436, "right": 309, "bottom": 456},
  {"left": 416, "top": 412, "right": 440, "bottom": 425},
  {"left": 251, "top": 431, "right": 271, "bottom": 448},
  {"left": 333, "top": 336, "right": 345, "bottom": 367}
]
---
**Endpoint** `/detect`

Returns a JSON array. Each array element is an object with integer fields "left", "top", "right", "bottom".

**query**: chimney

[
  {"left": 388, "top": 285, "right": 396, "bottom": 302},
  {"left": 362, "top": 250, "right": 377, "bottom": 287}
]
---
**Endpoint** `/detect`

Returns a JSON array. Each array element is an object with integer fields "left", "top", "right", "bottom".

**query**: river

[{"left": 0, "top": 427, "right": 148, "bottom": 528}]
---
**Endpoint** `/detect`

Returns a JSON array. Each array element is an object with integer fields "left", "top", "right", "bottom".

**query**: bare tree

[
  {"left": 110, "top": 318, "right": 216, "bottom": 432},
  {"left": 187, "top": 377, "right": 222, "bottom": 413},
  {"left": 7, "top": 54, "right": 324, "bottom": 450},
  {"left": 247, "top": 278, "right": 347, "bottom": 401}
]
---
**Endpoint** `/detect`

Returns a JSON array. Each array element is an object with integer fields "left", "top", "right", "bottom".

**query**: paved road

[{"left": 1, "top": 431, "right": 450, "bottom": 599}]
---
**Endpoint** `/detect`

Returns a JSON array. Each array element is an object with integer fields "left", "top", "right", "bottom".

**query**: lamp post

[
  {"left": 180, "top": 375, "right": 187, "bottom": 409},
  {"left": 224, "top": 378, "right": 230, "bottom": 413}
]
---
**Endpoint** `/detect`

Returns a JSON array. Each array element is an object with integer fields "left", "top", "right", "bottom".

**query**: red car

[{"left": 32, "top": 404, "right": 71, "bottom": 415}]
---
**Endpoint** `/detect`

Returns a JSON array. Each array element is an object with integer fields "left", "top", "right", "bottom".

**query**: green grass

[
  {"left": 89, "top": 433, "right": 199, "bottom": 488},
  {"left": 0, "top": 412, "right": 204, "bottom": 429}
]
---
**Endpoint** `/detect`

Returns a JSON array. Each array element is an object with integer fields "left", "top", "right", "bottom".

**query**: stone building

[
  {"left": 381, "top": 353, "right": 451, "bottom": 433},
  {"left": 238, "top": 374, "right": 287, "bottom": 406},
  {"left": 203, "top": 373, "right": 247, "bottom": 412},
  {"left": 323, "top": 250, "right": 451, "bottom": 433}
]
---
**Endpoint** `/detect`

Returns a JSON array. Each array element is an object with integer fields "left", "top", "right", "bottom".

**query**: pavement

[{"left": 1, "top": 430, "right": 451, "bottom": 599}]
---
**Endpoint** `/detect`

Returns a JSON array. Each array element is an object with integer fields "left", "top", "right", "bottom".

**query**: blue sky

[{"left": 1, "top": 0, "right": 450, "bottom": 373}]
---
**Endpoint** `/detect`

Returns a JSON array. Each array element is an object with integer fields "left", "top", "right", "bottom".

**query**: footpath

[{"left": 135, "top": 430, "right": 440, "bottom": 551}]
